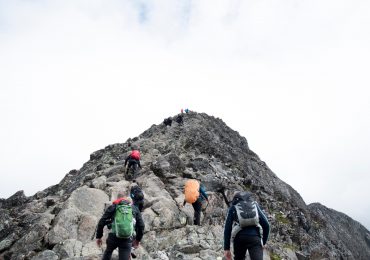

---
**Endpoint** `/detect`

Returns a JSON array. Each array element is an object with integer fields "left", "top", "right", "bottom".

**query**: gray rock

[
  {"left": 46, "top": 187, "right": 108, "bottom": 245},
  {"left": 31, "top": 250, "right": 59, "bottom": 260},
  {"left": 2, "top": 112, "right": 369, "bottom": 260}
]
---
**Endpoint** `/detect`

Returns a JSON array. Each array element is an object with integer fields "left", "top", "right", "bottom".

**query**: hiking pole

[
  {"left": 91, "top": 226, "right": 97, "bottom": 240},
  {"left": 218, "top": 188, "right": 230, "bottom": 207}
]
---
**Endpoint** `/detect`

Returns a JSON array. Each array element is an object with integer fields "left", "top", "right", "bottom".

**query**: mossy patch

[
  {"left": 275, "top": 212, "right": 290, "bottom": 224},
  {"left": 270, "top": 253, "right": 282, "bottom": 260}
]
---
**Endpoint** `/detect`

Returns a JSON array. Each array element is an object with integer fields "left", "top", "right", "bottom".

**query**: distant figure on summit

[
  {"left": 175, "top": 114, "right": 183, "bottom": 125},
  {"left": 125, "top": 147, "right": 142, "bottom": 178},
  {"left": 163, "top": 117, "right": 172, "bottom": 127},
  {"left": 185, "top": 108, "right": 189, "bottom": 114}
]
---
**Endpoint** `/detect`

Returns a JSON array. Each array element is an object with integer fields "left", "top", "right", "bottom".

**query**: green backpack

[{"left": 112, "top": 202, "right": 134, "bottom": 238}]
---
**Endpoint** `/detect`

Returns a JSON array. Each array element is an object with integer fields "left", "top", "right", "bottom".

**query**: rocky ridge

[{"left": 1, "top": 112, "right": 369, "bottom": 260}]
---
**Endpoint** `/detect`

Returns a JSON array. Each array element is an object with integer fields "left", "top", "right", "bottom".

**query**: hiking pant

[
  {"left": 233, "top": 234, "right": 263, "bottom": 260},
  {"left": 126, "top": 161, "right": 138, "bottom": 175},
  {"left": 134, "top": 200, "right": 144, "bottom": 212},
  {"left": 192, "top": 199, "right": 202, "bottom": 225},
  {"left": 102, "top": 233, "right": 132, "bottom": 260}
]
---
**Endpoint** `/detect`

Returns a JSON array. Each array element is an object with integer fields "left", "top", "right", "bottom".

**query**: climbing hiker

[
  {"left": 182, "top": 179, "right": 209, "bottom": 226},
  {"left": 163, "top": 117, "right": 172, "bottom": 126},
  {"left": 175, "top": 114, "right": 183, "bottom": 125},
  {"left": 124, "top": 147, "right": 142, "bottom": 178},
  {"left": 223, "top": 191, "right": 270, "bottom": 260},
  {"left": 96, "top": 193, "right": 145, "bottom": 260},
  {"left": 130, "top": 183, "right": 144, "bottom": 212}
]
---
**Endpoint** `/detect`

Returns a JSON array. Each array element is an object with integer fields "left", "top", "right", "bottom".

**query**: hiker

[
  {"left": 223, "top": 191, "right": 270, "bottom": 260},
  {"left": 182, "top": 179, "right": 209, "bottom": 226},
  {"left": 96, "top": 193, "right": 145, "bottom": 260},
  {"left": 124, "top": 148, "right": 142, "bottom": 177},
  {"left": 185, "top": 108, "right": 189, "bottom": 114},
  {"left": 175, "top": 114, "right": 183, "bottom": 125},
  {"left": 181, "top": 108, "right": 184, "bottom": 114},
  {"left": 130, "top": 183, "right": 144, "bottom": 212},
  {"left": 163, "top": 117, "right": 172, "bottom": 126}
]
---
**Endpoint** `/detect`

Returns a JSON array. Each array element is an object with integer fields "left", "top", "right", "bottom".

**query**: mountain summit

[{"left": 1, "top": 112, "right": 369, "bottom": 259}]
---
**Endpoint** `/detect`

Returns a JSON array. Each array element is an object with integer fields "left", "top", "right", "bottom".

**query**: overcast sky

[{"left": 1, "top": 0, "right": 369, "bottom": 229}]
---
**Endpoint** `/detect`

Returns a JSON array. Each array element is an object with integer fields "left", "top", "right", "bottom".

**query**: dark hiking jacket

[
  {"left": 224, "top": 202, "right": 269, "bottom": 250},
  {"left": 96, "top": 198, "right": 145, "bottom": 241}
]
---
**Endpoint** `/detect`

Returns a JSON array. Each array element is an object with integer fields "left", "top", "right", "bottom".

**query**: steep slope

[{"left": 1, "top": 112, "right": 369, "bottom": 260}]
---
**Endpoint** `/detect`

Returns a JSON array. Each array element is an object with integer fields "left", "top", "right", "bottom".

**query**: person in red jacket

[{"left": 124, "top": 148, "right": 142, "bottom": 178}]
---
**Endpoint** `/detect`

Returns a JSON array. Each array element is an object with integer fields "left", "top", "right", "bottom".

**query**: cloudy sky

[{"left": 1, "top": 0, "right": 369, "bottom": 229}]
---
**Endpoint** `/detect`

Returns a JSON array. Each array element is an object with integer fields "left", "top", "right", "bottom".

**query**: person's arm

[
  {"left": 124, "top": 156, "right": 130, "bottom": 166},
  {"left": 223, "top": 206, "right": 235, "bottom": 250},
  {"left": 138, "top": 160, "right": 142, "bottom": 169},
  {"left": 183, "top": 200, "right": 186, "bottom": 206},
  {"left": 133, "top": 206, "right": 145, "bottom": 242},
  {"left": 257, "top": 203, "right": 270, "bottom": 245},
  {"left": 96, "top": 204, "right": 115, "bottom": 239},
  {"left": 199, "top": 185, "right": 208, "bottom": 201}
]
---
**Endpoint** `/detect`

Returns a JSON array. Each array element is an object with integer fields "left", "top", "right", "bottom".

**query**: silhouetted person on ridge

[{"left": 163, "top": 117, "right": 172, "bottom": 126}]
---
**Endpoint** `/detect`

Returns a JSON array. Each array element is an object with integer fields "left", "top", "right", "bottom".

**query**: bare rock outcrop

[{"left": 1, "top": 112, "right": 369, "bottom": 260}]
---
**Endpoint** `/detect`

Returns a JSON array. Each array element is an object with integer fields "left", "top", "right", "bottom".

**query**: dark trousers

[
  {"left": 134, "top": 200, "right": 144, "bottom": 212},
  {"left": 192, "top": 199, "right": 202, "bottom": 225},
  {"left": 102, "top": 233, "right": 132, "bottom": 260},
  {"left": 233, "top": 234, "right": 263, "bottom": 260},
  {"left": 126, "top": 161, "right": 138, "bottom": 174}
]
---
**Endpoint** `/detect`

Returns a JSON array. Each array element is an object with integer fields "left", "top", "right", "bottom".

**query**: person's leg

[
  {"left": 132, "top": 163, "right": 138, "bottom": 178},
  {"left": 137, "top": 200, "right": 144, "bottom": 212},
  {"left": 102, "top": 233, "right": 118, "bottom": 260},
  {"left": 192, "top": 199, "right": 202, "bottom": 225},
  {"left": 246, "top": 236, "right": 263, "bottom": 260},
  {"left": 233, "top": 234, "right": 248, "bottom": 260},
  {"left": 117, "top": 238, "right": 132, "bottom": 260}
]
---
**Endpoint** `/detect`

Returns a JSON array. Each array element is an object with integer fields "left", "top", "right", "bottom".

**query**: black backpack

[{"left": 130, "top": 186, "right": 144, "bottom": 201}]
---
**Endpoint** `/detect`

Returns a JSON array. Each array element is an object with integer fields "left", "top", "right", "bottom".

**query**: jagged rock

[
  {"left": 31, "top": 250, "right": 59, "bottom": 260},
  {"left": 2, "top": 190, "right": 27, "bottom": 208},
  {"left": 45, "top": 187, "right": 109, "bottom": 246},
  {"left": 91, "top": 176, "right": 107, "bottom": 190},
  {"left": 53, "top": 238, "right": 83, "bottom": 258},
  {"left": 1, "top": 112, "right": 369, "bottom": 260}
]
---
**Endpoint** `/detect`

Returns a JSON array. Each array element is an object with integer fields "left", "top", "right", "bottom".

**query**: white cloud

[{"left": 0, "top": 0, "right": 369, "bottom": 229}]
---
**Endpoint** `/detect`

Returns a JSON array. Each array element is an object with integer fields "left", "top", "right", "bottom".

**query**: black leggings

[
  {"left": 192, "top": 199, "right": 202, "bottom": 225},
  {"left": 233, "top": 234, "right": 263, "bottom": 260},
  {"left": 102, "top": 233, "right": 132, "bottom": 260}
]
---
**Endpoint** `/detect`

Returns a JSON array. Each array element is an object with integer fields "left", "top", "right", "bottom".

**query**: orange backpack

[{"left": 184, "top": 180, "right": 200, "bottom": 203}]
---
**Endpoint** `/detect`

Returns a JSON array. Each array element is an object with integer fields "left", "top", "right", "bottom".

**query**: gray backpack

[{"left": 231, "top": 192, "right": 261, "bottom": 240}]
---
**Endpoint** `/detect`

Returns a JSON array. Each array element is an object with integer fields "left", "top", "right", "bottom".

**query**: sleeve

[
  {"left": 96, "top": 205, "right": 115, "bottom": 239},
  {"left": 134, "top": 206, "right": 145, "bottom": 242},
  {"left": 257, "top": 203, "right": 270, "bottom": 245},
  {"left": 138, "top": 160, "right": 142, "bottom": 168},
  {"left": 124, "top": 155, "right": 130, "bottom": 166},
  {"left": 183, "top": 200, "right": 186, "bottom": 206},
  {"left": 223, "top": 206, "right": 235, "bottom": 250},
  {"left": 199, "top": 185, "right": 208, "bottom": 200}
]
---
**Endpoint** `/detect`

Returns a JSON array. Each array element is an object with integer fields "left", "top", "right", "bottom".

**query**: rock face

[{"left": 1, "top": 112, "right": 369, "bottom": 260}]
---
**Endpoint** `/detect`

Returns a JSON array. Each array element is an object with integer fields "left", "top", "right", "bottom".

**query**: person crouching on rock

[{"left": 182, "top": 179, "right": 209, "bottom": 226}]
